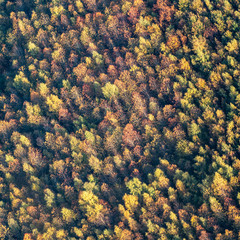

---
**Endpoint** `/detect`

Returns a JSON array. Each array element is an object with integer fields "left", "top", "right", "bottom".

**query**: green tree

[
  {"left": 61, "top": 207, "right": 76, "bottom": 224},
  {"left": 102, "top": 83, "right": 119, "bottom": 99},
  {"left": 13, "top": 71, "right": 31, "bottom": 95}
]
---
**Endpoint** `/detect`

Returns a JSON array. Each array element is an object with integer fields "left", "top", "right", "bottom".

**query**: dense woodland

[{"left": 1, "top": 0, "right": 240, "bottom": 239}]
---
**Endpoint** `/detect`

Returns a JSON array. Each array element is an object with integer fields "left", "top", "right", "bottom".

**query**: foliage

[{"left": 0, "top": 0, "right": 240, "bottom": 239}]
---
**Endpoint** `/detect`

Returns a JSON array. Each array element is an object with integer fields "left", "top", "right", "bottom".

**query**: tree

[
  {"left": 28, "top": 147, "right": 46, "bottom": 169},
  {"left": 132, "top": 92, "right": 147, "bottom": 117},
  {"left": 211, "top": 172, "right": 232, "bottom": 199},
  {"left": 13, "top": 71, "right": 31, "bottom": 95},
  {"left": 209, "top": 196, "right": 225, "bottom": 221},
  {"left": 73, "top": 63, "right": 87, "bottom": 81},
  {"left": 104, "top": 126, "right": 122, "bottom": 155},
  {"left": 155, "top": 0, "right": 175, "bottom": 28},
  {"left": 61, "top": 208, "right": 76, "bottom": 224},
  {"left": 44, "top": 188, "right": 56, "bottom": 208},
  {"left": 166, "top": 35, "right": 181, "bottom": 51},
  {"left": 28, "top": 42, "right": 40, "bottom": 57},
  {"left": 123, "top": 194, "right": 139, "bottom": 214},
  {"left": 82, "top": 0, "right": 97, "bottom": 12},
  {"left": 52, "top": 45, "right": 66, "bottom": 65},
  {"left": 122, "top": 124, "right": 141, "bottom": 148},
  {"left": 25, "top": 102, "right": 43, "bottom": 125},
  {"left": 102, "top": 82, "right": 119, "bottom": 99},
  {"left": 0, "top": 120, "right": 17, "bottom": 140},
  {"left": 126, "top": 178, "right": 145, "bottom": 196},
  {"left": 89, "top": 155, "right": 102, "bottom": 173},
  {"left": 23, "top": 233, "right": 34, "bottom": 240},
  {"left": 46, "top": 94, "right": 64, "bottom": 113},
  {"left": 225, "top": 39, "right": 238, "bottom": 55},
  {"left": 18, "top": 18, "right": 34, "bottom": 38},
  {"left": 37, "top": 29, "right": 49, "bottom": 47},
  {"left": 79, "top": 191, "right": 111, "bottom": 226}
]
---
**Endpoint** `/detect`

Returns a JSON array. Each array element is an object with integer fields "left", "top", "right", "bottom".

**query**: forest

[{"left": 1, "top": 0, "right": 240, "bottom": 239}]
